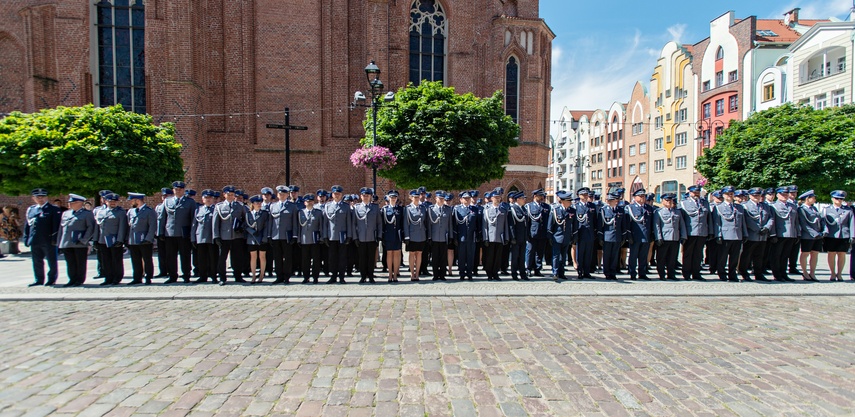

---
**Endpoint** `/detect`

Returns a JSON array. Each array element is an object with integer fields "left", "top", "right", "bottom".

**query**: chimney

[{"left": 784, "top": 8, "right": 800, "bottom": 26}]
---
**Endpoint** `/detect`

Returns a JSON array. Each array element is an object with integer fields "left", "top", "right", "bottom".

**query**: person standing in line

[
  {"left": 524, "top": 189, "right": 550, "bottom": 276},
  {"left": 653, "top": 194, "right": 686, "bottom": 281},
  {"left": 482, "top": 188, "right": 510, "bottom": 281},
  {"left": 23, "top": 188, "right": 62, "bottom": 287},
  {"left": 354, "top": 188, "right": 382, "bottom": 283},
  {"left": 626, "top": 189, "right": 653, "bottom": 281},
  {"left": 269, "top": 185, "right": 299, "bottom": 284},
  {"left": 322, "top": 185, "right": 355, "bottom": 284},
  {"left": 680, "top": 185, "right": 713, "bottom": 281},
  {"left": 296, "top": 193, "right": 326, "bottom": 283},
  {"left": 58, "top": 194, "right": 97, "bottom": 287},
  {"left": 508, "top": 192, "right": 529, "bottom": 281},
  {"left": 426, "top": 190, "right": 453, "bottom": 281},
  {"left": 823, "top": 190, "right": 854, "bottom": 281},
  {"left": 154, "top": 188, "right": 173, "bottom": 278},
  {"left": 403, "top": 190, "right": 428, "bottom": 281},
  {"left": 797, "top": 190, "right": 823, "bottom": 281},
  {"left": 573, "top": 188, "right": 597, "bottom": 280},
  {"left": 190, "top": 190, "right": 218, "bottom": 284},
  {"left": 161, "top": 181, "right": 195, "bottom": 283},
  {"left": 380, "top": 191, "right": 404, "bottom": 282},
  {"left": 769, "top": 187, "right": 799, "bottom": 282},
  {"left": 711, "top": 186, "right": 748, "bottom": 282},
  {"left": 213, "top": 186, "right": 248, "bottom": 286},
  {"left": 94, "top": 193, "right": 128, "bottom": 285},
  {"left": 738, "top": 188, "right": 773, "bottom": 282},
  {"left": 452, "top": 191, "right": 479, "bottom": 281},
  {"left": 547, "top": 190, "right": 575, "bottom": 281},
  {"left": 245, "top": 195, "right": 271, "bottom": 283},
  {"left": 598, "top": 193, "right": 627, "bottom": 281}
]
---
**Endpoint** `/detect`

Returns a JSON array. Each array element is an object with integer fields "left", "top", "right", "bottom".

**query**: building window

[
  {"left": 654, "top": 159, "right": 665, "bottom": 172},
  {"left": 409, "top": 0, "right": 447, "bottom": 86},
  {"left": 702, "top": 81, "right": 710, "bottom": 91},
  {"left": 729, "top": 95, "right": 739, "bottom": 112},
  {"left": 597, "top": 153, "right": 603, "bottom": 163},
  {"left": 654, "top": 137, "right": 663, "bottom": 151},
  {"left": 715, "top": 126, "right": 724, "bottom": 137},
  {"left": 715, "top": 71, "right": 724, "bottom": 87},
  {"left": 505, "top": 56, "right": 519, "bottom": 123},
  {"left": 815, "top": 93, "right": 827, "bottom": 110},
  {"left": 675, "top": 108, "right": 687, "bottom": 123},
  {"left": 716, "top": 46, "right": 724, "bottom": 60},
  {"left": 762, "top": 84, "right": 775, "bottom": 102},
  {"left": 675, "top": 132, "right": 687, "bottom": 146},
  {"left": 629, "top": 145, "right": 636, "bottom": 156},
  {"left": 715, "top": 99, "right": 724, "bottom": 116},
  {"left": 675, "top": 155, "right": 687, "bottom": 169},
  {"left": 639, "top": 143, "right": 647, "bottom": 154},
  {"left": 654, "top": 116, "right": 663, "bottom": 129},
  {"left": 629, "top": 164, "right": 636, "bottom": 175},
  {"left": 95, "top": 0, "right": 147, "bottom": 114},
  {"left": 703, "top": 103, "right": 711, "bottom": 119},
  {"left": 632, "top": 122, "right": 643, "bottom": 135},
  {"left": 639, "top": 162, "right": 647, "bottom": 174},
  {"left": 832, "top": 90, "right": 845, "bottom": 107},
  {"left": 728, "top": 70, "right": 738, "bottom": 83}
]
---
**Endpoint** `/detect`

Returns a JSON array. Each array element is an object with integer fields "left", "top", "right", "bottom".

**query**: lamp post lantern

[{"left": 352, "top": 60, "right": 395, "bottom": 193}]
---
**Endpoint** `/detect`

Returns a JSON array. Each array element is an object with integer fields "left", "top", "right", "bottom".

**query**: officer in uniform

[
  {"left": 354, "top": 187, "right": 382, "bottom": 283},
  {"left": 126, "top": 192, "right": 157, "bottom": 285},
  {"left": 260, "top": 187, "right": 276, "bottom": 277},
  {"left": 524, "top": 189, "right": 549, "bottom": 276},
  {"left": 213, "top": 185, "right": 248, "bottom": 285},
  {"left": 316, "top": 189, "right": 330, "bottom": 276},
  {"left": 296, "top": 193, "right": 326, "bottom": 283},
  {"left": 154, "top": 188, "right": 171, "bottom": 278},
  {"left": 58, "top": 194, "right": 97, "bottom": 287},
  {"left": 573, "top": 188, "right": 597, "bottom": 279},
  {"left": 769, "top": 187, "right": 798, "bottom": 282},
  {"left": 680, "top": 185, "right": 713, "bottom": 281},
  {"left": 404, "top": 189, "right": 428, "bottom": 281},
  {"left": 481, "top": 188, "right": 510, "bottom": 281},
  {"left": 426, "top": 190, "right": 453, "bottom": 281},
  {"left": 712, "top": 186, "right": 748, "bottom": 282},
  {"left": 598, "top": 193, "right": 627, "bottom": 280},
  {"left": 547, "top": 190, "right": 575, "bottom": 280},
  {"left": 786, "top": 185, "right": 801, "bottom": 274},
  {"left": 823, "top": 190, "right": 854, "bottom": 281},
  {"left": 160, "top": 181, "right": 195, "bottom": 283},
  {"left": 615, "top": 188, "right": 630, "bottom": 272},
  {"left": 626, "top": 189, "right": 653, "bottom": 280},
  {"left": 94, "top": 193, "right": 128, "bottom": 285},
  {"left": 322, "top": 185, "right": 356, "bottom": 284},
  {"left": 450, "top": 192, "right": 477, "bottom": 281},
  {"left": 190, "top": 190, "right": 218, "bottom": 284},
  {"left": 738, "top": 188, "right": 773, "bottom": 282},
  {"left": 24, "top": 188, "right": 62, "bottom": 287},
  {"left": 288, "top": 185, "right": 304, "bottom": 275},
  {"left": 653, "top": 194, "right": 686, "bottom": 280},
  {"left": 92, "top": 190, "right": 112, "bottom": 279},
  {"left": 797, "top": 190, "right": 823, "bottom": 281},
  {"left": 269, "top": 185, "right": 298, "bottom": 283},
  {"left": 508, "top": 191, "right": 529, "bottom": 281},
  {"left": 470, "top": 190, "right": 484, "bottom": 275}
]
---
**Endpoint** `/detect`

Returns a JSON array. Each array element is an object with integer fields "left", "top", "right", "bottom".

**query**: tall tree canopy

[
  {"left": 364, "top": 81, "right": 520, "bottom": 190},
  {"left": 696, "top": 103, "right": 855, "bottom": 201},
  {"left": 0, "top": 105, "right": 184, "bottom": 197}
]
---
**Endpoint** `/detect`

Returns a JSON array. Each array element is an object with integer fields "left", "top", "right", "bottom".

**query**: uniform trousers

[
  {"left": 217, "top": 239, "right": 246, "bottom": 282},
  {"left": 156, "top": 237, "right": 167, "bottom": 276},
  {"left": 602, "top": 241, "right": 621, "bottom": 278},
  {"left": 164, "top": 236, "right": 192, "bottom": 280},
  {"left": 195, "top": 243, "right": 217, "bottom": 282},
  {"left": 327, "top": 241, "right": 348, "bottom": 281},
  {"left": 270, "top": 240, "right": 294, "bottom": 282},
  {"left": 30, "top": 244, "right": 58, "bottom": 285},
  {"left": 99, "top": 244, "right": 125, "bottom": 284},
  {"left": 94, "top": 242, "right": 104, "bottom": 277},
  {"left": 128, "top": 243, "right": 154, "bottom": 282},
  {"left": 706, "top": 239, "right": 718, "bottom": 274},
  {"left": 575, "top": 236, "right": 594, "bottom": 277},
  {"left": 788, "top": 238, "right": 800, "bottom": 271},
  {"left": 550, "top": 240, "right": 570, "bottom": 278},
  {"left": 483, "top": 242, "right": 504, "bottom": 280},
  {"left": 457, "top": 239, "right": 476, "bottom": 279},
  {"left": 681, "top": 236, "right": 706, "bottom": 279},
  {"left": 320, "top": 244, "right": 329, "bottom": 275},
  {"left": 292, "top": 243, "right": 302, "bottom": 274},
  {"left": 301, "top": 243, "right": 321, "bottom": 281},
  {"left": 358, "top": 241, "right": 379, "bottom": 279},
  {"left": 347, "top": 241, "right": 358, "bottom": 274},
  {"left": 769, "top": 238, "right": 797, "bottom": 280},
  {"left": 525, "top": 238, "right": 546, "bottom": 272},
  {"left": 509, "top": 241, "right": 527, "bottom": 279},
  {"left": 62, "top": 247, "right": 88, "bottom": 285},
  {"left": 656, "top": 241, "right": 679, "bottom": 280},
  {"left": 850, "top": 248, "right": 854, "bottom": 280},
  {"left": 716, "top": 240, "right": 742, "bottom": 281},
  {"left": 737, "top": 240, "right": 766, "bottom": 280},
  {"left": 500, "top": 244, "right": 510, "bottom": 273},
  {"left": 420, "top": 242, "right": 432, "bottom": 274},
  {"left": 430, "top": 241, "right": 448, "bottom": 279},
  {"left": 628, "top": 241, "right": 650, "bottom": 279}
]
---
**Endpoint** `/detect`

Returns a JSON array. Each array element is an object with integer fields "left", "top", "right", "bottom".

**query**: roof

[
  {"left": 566, "top": 110, "right": 595, "bottom": 121},
  {"left": 755, "top": 19, "right": 805, "bottom": 43}
]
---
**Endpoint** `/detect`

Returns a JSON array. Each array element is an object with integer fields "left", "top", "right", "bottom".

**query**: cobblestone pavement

[{"left": 1, "top": 296, "right": 854, "bottom": 416}]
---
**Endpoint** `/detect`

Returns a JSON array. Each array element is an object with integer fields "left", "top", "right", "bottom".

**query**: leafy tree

[
  {"left": 363, "top": 81, "right": 520, "bottom": 190},
  {"left": 696, "top": 103, "right": 855, "bottom": 201},
  {"left": 0, "top": 104, "right": 184, "bottom": 197}
]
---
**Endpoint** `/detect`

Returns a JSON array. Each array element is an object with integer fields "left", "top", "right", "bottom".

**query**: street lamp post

[{"left": 352, "top": 61, "right": 395, "bottom": 193}]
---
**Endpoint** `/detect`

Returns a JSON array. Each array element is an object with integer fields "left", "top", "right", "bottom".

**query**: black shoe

[
  {"left": 127, "top": 280, "right": 142, "bottom": 285},
  {"left": 326, "top": 278, "right": 337, "bottom": 284},
  {"left": 742, "top": 277, "right": 754, "bottom": 282},
  {"left": 521, "top": 276, "right": 530, "bottom": 281},
  {"left": 692, "top": 276, "right": 707, "bottom": 281},
  {"left": 630, "top": 276, "right": 637, "bottom": 281},
  {"left": 512, "top": 276, "right": 519, "bottom": 281},
  {"left": 145, "top": 278, "right": 152, "bottom": 285},
  {"left": 728, "top": 278, "right": 740, "bottom": 282},
  {"left": 788, "top": 269, "right": 801, "bottom": 275},
  {"left": 302, "top": 278, "right": 310, "bottom": 283},
  {"left": 194, "top": 278, "right": 208, "bottom": 283},
  {"left": 45, "top": 282, "right": 56, "bottom": 286},
  {"left": 183, "top": 278, "right": 191, "bottom": 283},
  {"left": 164, "top": 278, "right": 178, "bottom": 284},
  {"left": 756, "top": 276, "right": 770, "bottom": 282},
  {"left": 359, "top": 277, "right": 367, "bottom": 283},
  {"left": 219, "top": 281, "right": 226, "bottom": 286},
  {"left": 99, "top": 281, "right": 111, "bottom": 286},
  {"left": 640, "top": 276, "right": 651, "bottom": 281},
  {"left": 154, "top": 273, "right": 167, "bottom": 278},
  {"left": 28, "top": 282, "right": 43, "bottom": 287},
  {"left": 339, "top": 278, "right": 346, "bottom": 284},
  {"left": 235, "top": 278, "right": 247, "bottom": 283},
  {"left": 93, "top": 275, "right": 105, "bottom": 279},
  {"left": 533, "top": 271, "right": 543, "bottom": 277},
  {"left": 369, "top": 278, "right": 375, "bottom": 283}
]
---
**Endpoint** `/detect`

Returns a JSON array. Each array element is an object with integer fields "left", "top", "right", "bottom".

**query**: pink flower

[{"left": 350, "top": 146, "right": 398, "bottom": 170}]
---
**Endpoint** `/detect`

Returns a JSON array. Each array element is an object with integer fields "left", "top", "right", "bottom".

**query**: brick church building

[{"left": 0, "top": 0, "right": 553, "bottom": 197}]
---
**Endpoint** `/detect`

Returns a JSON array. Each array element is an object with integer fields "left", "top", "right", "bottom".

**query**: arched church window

[
  {"left": 409, "top": 0, "right": 446, "bottom": 86},
  {"left": 95, "top": 0, "right": 146, "bottom": 114},
  {"left": 505, "top": 56, "right": 519, "bottom": 123}
]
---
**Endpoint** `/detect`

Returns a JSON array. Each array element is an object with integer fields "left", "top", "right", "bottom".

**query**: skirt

[
  {"left": 406, "top": 240, "right": 426, "bottom": 252},
  {"left": 824, "top": 237, "right": 849, "bottom": 253},
  {"left": 248, "top": 243, "right": 269, "bottom": 253},
  {"left": 800, "top": 238, "right": 823, "bottom": 253}
]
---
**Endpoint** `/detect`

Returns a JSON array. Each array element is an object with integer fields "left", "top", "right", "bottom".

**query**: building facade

[
  {"left": 624, "top": 81, "right": 649, "bottom": 195},
  {"left": 604, "top": 102, "right": 625, "bottom": 194},
  {"left": 0, "top": 0, "right": 554, "bottom": 197},
  {"left": 790, "top": 21, "right": 855, "bottom": 109}
]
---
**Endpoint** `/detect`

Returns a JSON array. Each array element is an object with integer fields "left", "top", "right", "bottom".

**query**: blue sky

[{"left": 543, "top": 0, "right": 853, "bottom": 130}]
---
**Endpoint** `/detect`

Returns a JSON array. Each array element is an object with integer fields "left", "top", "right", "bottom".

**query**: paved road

[{"left": 1, "top": 296, "right": 854, "bottom": 416}]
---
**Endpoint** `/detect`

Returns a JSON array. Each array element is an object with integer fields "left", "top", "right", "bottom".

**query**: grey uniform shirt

[
  {"left": 653, "top": 207, "right": 687, "bottom": 242},
  {"left": 297, "top": 207, "right": 326, "bottom": 245},
  {"left": 212, "top": 201, "right": 247, "bottom": 241},
  {"left": 770, "top": 200, "right": 800, "bottom": 238},
  {"left": 713, "top": 202, "right": 748, "bottom": 241},
  {"left": 822, "top": 205, "right": 855, "bottom": 239},
  {"left": 680, "top": 198, "right": 712, "bottom": 237},
  {"left": 269, "top": 200, "right": 299, "bottom": 241},
  {"left": 741, "top": 200, "right": 773, "bottom": 242},
  {"left": 95, "top": 206, "right": 128, "bottom": 245},
  {"left": 354, "top": 202, "right": 383, "bottom": 242},
  {"left": 403, "top": 203, "right": 428, "bottom": 242},
  {"left": 58, "top": 209, "right": 97, "bottom": 249},
  {"left": 162, "top": 196, "right": 195, "bottom": 238},
  {"left": 426, "top": 204, "right": 453, "bottom": 243},
  {"left": 191, "top": 204, "right": 215, "bottom": 244},
  {"left": 482, "top": 204, "right": 510, "bottom": 244},
  {"left": 798, "top": 204, "right": 824, "bottom": 240},
  {"left": 323, "top": 200, "right": 356, "bottom": 243},
  {"left": 127, "top": 204, "right": 157, "bottom": 245}
]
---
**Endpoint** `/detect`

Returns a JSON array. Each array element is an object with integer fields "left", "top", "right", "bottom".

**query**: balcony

[
  {"left": 800, "top": 48, "right": 846, "bottom": 85},
  {"left": 801, "top": 64, "right": 846, "bottom": 85}
]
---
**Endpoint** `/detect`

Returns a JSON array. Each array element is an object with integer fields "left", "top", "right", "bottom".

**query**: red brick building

[{"left": 0, "top": 0, "right": 553, "bottom": 199}]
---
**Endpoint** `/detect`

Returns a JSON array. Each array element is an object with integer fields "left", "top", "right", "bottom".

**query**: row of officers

[{"left": 22, "top": 182, "right": 855, "bottom": 287}]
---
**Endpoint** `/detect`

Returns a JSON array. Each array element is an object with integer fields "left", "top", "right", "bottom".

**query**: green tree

[
  {"left": 363, "top": 81, "right": 520, "bottom": 190},
  {"left": 0, "top": 104, "right": 184, "bottom": 197},
  {"left": 695, "top": 103, "right": 855, "bottom": 201}
]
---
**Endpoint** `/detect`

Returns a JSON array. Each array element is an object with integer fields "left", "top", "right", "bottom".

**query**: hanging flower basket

[
  {"left": 696, "top": 177, "right": 707, "bottom": 187},
  {"left": 350, "top": 145, "right": 397, "bottom": 171}
]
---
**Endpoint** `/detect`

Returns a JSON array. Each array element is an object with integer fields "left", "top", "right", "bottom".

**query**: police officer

[
  {"left": 823, "top": 190, "right": 854, "bottom": 281},
  {"left": 126, "top": 192, "right": 157, "bottom": 285},
  {"left": 260, "top": 187, "right": 276, "bottom": 277},
  {"left": 626, "top": 189, "right": 653, "bottom": 280},
  {"left": 381, "top": 190, "right": 404, "bottom": 282},
  {"left": 155, "top": 188, "right": 173, "bottom": 279},
  {"left": 797, "top": 190, "right": 823, "bottom": 281},
  {"left": 547, "top": 190, "right": 575, "bottom": 280},
  {"left": 269, "top": 185, "right": 298, "bottom": 283},
  {"left": 615, "top": 188, "right": 630, "bottom": 273},
  {"left": 58, "top": 194, "right": 97, "bottom": 287},
  {"left": 316, "top": 189, "right": 330, "bottom": 276},
  {"left": 453, "top": 192, "right": 479, "bottom": 281},
  {"left": 322, "top": 185, "right": 356, "bottom": 284},
  {"left": 524, "top": 189, "right": 549, "bottom": 276},
  {"left": 786, "top": 185, "right": 801, "bottom": 275},
  {"left": 769, "top": 187, "right": 798, "bottom": 282},
  {"left": 507, "top": 191, "right": 528, "bottom": 281},
  {"left": 574, "top": 188, "right": 597, "bottom": 279},
  {"left": 288, "top": 185, "right": 304, "bottom": 276},
  {"left": 190, "top": 190, "right": 218, "bottom": 284},
  {"left": 738, "top": 188, "right": 773, "bottom": 282},
  {"left": 653, "top": 194, "right": 686, "bottom": 281},
  {"left": 680, "top": 185, "right": 713, "bottom": 281},
  {"left": 160, "top": 181, "right": 195, "bottom": 283},
  {"left": 482, "top": 188, "right": 510, "bottom": 281},
  {"left": 213, "top": 185, "right": 248, "bottom": 285},
  {"left": 92, "top": 190, "right": 112, "bottom": 279},
  {"left": 354, "top": 187, "right": 382, "bottom": 283},
  {"left": 426, "top": 190, "right": 453, "bottom": 281},
  {"left": 712, "top": 186, "right": 748, "bottom": 282},
  {"left": 297, "top": 193, "right": 326, "bottom": 283},
  {"left": 404, "top": 189, "right": 428, "bottom": 281},
  {"left": 94, "top": 193, "right": 128, "bottom": 285},
  {"left": 598, "top": 193, "right": 627, "bottom": 280},
  {"left": 24, "top": 188, "right": 62, "bottom": 287}
]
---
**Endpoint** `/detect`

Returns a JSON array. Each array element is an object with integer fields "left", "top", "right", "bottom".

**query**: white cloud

[
  {"left": 772, "top": 0, "right": 852, "bottom": 20},
  {"left": 667, "top": 24, "right": 687, "bottom": 44}
]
